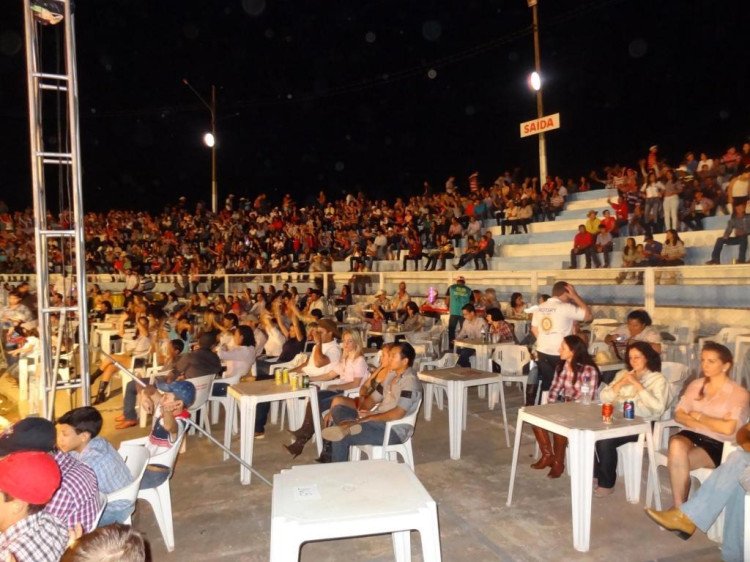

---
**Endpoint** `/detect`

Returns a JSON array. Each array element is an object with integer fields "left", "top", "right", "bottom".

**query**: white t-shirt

[
  {"left": 531, "top": 297, "right": 586, "bottom": 356},
  {"left": 303, "top": 340, "right": 342, "bottom": 377},
  {"left": 263, "top": 326, "right": 287, "bottom": 357}
]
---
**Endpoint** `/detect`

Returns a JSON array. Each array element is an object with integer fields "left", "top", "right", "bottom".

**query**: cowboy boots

[
  {"left": 287, "top": 407, "right": 315, "bottom": 441},
  {"left": 548, "top": 434, "right": 568, "bottom": 478},
  {"left": 530, "top": 427, "right": 554, "bottom": 470},
  {"left": 92, "top": 380, "right": 109, "bottom": 406}
]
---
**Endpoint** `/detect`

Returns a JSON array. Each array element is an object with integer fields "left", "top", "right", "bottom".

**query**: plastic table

[
  {"left": 452, "top": 338, "right": 508, "bottom": 371},
  {"left": 506, "top": 402, "right": 658, "bottom": 552},
  {"left": 226, "top": 380, "right": 322, "bottom": 485},
  {"left": 418, "top": 367, "right": 501, "bottom": 460},
  {"left": 270, "top": 460, "right": 442, "bottom": 562}
]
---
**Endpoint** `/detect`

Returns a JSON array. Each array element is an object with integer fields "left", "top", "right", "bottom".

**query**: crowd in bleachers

[{"left": 0, "top": 141, "right": 747, "bottom": 279}]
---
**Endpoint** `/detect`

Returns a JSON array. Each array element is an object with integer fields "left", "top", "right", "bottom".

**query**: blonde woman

[{"left": 284, "top": 330, "right": 369, "bottom": 459}]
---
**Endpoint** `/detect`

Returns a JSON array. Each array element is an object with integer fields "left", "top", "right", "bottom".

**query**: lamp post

[
  {"left": 182, "top": 79, "right": 218, "bottom": 213},
  {"left": 528, "top": 0, "right": 547, "bottom": 183}
]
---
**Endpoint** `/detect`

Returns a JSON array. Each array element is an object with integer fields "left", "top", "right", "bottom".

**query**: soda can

[
  {"left": 274, "top": 369, "right": 282, "bottom": 385},
  {"left": 290, "top": 374, "right": 297, "bottom": 390},
  {"left": 602, "top": 402, "right": 614, "bottom": 424},
  {"left": 623, "top": 400, "right": 635, "bottom": 420},
  {"left": 282, "top": 368, "right": 289, "bottom": 385},
  {"left": 303, "top": 375, "right": 310, "bottom": 389}
]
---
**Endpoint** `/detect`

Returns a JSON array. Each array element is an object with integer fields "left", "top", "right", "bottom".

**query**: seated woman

[
  {"left": 532, "top": 335, "right": 600, "bottom": 478},
  {"left": 593, "top": 341, "right": 669, "bottom": 497},
  {"left": 402, "top": 302, "right": 425, "bottom": 332},
  {"left": 485, "top": 308, "right": 515, "bottom": 345},
  {"left": 604, "top": 309, "right": 662, "bottom": 356},
  {"left": 91, "top": 315, "right": 152, "bottom": 405},
  {"left": 666, "top": 341, "right": 750, "bottom": 507},
  {"left": 284, "top": 330, "right": 370, "bottom": 459},
  {"left": 212, "top": 325, "right": 256, "bottom": 397},
  {"left": 505, "top": 292, "right": 529, "bottom": 320},
  {"left": 453, "top": 235, "right": 478, "bottom": 269},
  {"left": 364, "top": 305, "right": 386, "bottom": 347},
  {"left": 658, "top": 229, "right": 686, "bottom": 266}
]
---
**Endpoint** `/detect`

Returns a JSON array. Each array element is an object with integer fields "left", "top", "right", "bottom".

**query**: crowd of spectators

[{"left": 0, "top": 141, "right": 747, "bottom": 279}]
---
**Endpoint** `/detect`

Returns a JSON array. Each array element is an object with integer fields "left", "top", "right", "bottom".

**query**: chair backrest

[
  {"left": 494, "top": 345, "right": 530, "bottom": 373},
  {"left": 108, "top": 446, "right": 150, "bottom": 509},
  {"left": 90, "top": 492, "right": 108, "bottom": 532},
  {"left": 438, "top": 352, "right": 459, "bottom": 369},
  {"left": 661, "top": 361, "right": 689, "bottom": 405},
  {"left": 382, "top": 398, "right": 422, "bottom": 446},
  {"left": 716, "top": 327, "right": 750, "bottom": 346},
  {"left": 145, "top": 420, "right": 188, "bottom": 469},
  {"left": 187, "top": 373, "right": 217, "bottom": 415}
]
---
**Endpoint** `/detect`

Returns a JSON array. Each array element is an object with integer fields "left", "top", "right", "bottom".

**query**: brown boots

[
  {"left": 283, "top": 407, "right": 315, "bottom": 459},
  {"left": 531, "top": 427, "right": 568, "bottom": 478}
]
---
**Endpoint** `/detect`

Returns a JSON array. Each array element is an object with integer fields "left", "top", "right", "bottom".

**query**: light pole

[
  {"left": 182, "top": 79, "right": 218, "bottom": 213},
  {"left": 528, "top": 0, "right": 547, "bottom": 183}
]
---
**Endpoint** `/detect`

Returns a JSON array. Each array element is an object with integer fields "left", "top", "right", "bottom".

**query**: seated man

[
  {"left": 0, "top": 417, "right": 102, "bottom": 531},
  {"left": 323, "top": 342, "right": 422, "bottom": 462},
  {"left": 645, "top": 423, "right": 750, "bottom": 562},
  {"left": 401, "top": 235, "right": 424, "bottom": 271},
  {"left": 56, "top": 407, "right": 134, "bottom": 525},
  {"left": 473, "top": 231, "right": 495, "bottom": 271},
  {"left": 139, "top": 380, "right": 196, "bottom": 490},
  {"left": 291, "top": 319, "right": 342, "bottom": 379},
  {"left": 0, "top": 451, "right": 68, "bottom": 562},
  {"left": 706, "top": 203, "right": 749, "bottom": 265},
  {"left": 455, "top": 304, "right": 488, "bottom": 367},
  {"left": 569, "top": 225, "right": 595, "bottom": 269}
]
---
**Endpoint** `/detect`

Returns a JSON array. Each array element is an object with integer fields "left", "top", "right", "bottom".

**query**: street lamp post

[
  {"left": 183, "top": 79, "right": 218, "bottom": 213},
  {"left": 528, "top": 0, "right": 547, "bottom": 183}
]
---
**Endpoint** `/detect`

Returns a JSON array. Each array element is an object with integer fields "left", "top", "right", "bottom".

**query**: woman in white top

[
  {"left": 91, "top": 315, "right": 153, "bottom": 405},
  {"left": 213, "top": 325, "right": 256, "bottom": 397},
  {"left": 640, "top": 171, "right": 665, "bottom": 231},
  {"left": 284, "top": 330, "right": 369, "bottom": 459}
]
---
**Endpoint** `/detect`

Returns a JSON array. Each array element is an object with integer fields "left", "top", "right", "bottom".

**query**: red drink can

[{"left": 602, "top": 402, "right": 614, "bottom": 424}]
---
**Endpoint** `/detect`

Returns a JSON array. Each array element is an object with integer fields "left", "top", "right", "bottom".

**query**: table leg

[
  {"left": 309, "top": 389, "right": 323, "bottom": 455},
  {"left": 462, "top": 387, "right": 468, "bottom": 431},
  {"left": 423, "top": 383, "right": 434, "bottom": 421},
  {"left": 269, "top": 523, "right": 300, "bottom": 562},
  {"left": 506, "top": 410, "right": 525, "bottom": 506},
  {"left": 645, "top": 426, "right": 662, "bottom": 511},
  {"left": 223, "top": 395, "right": 236, "bottom": 461},
  {"left": 499, "top": 379, "right": 510, "bottom": 448},
  {"left": 447, "top": 381, "right": 461, "bottom": 460},
  {"left": 418, "top": 503, "right": 443, "bottom": 562},
  {"left": 568, "top": 429, "right": 595, "bottom": 552},
  {"left": 285, "top": 398, "right": 298, "bottom": 431},
  {"left": 238, "top": 401, "right": 249, "bottom": 484},
  {"left": 392, "top": 530, "right": 411, "bottom": 562}
]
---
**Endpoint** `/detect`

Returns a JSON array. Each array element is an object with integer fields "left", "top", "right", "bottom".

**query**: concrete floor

[{"left": 2, "top": 374, "right": 723, "bottom": 562}]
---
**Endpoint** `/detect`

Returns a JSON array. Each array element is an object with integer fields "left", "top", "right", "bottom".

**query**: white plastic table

[
  {"left": 452, "top": 339, "right": 508, "bottom": 371},
  {"left": 506, "top": 402, "right": 658, "bottom": 552},
  {"left": 418, "top": 367, "right": 501, "bottom": 460},
  {"left": 270, "top": 460, "right": 442, "bottom": 562},
  {"left": 369, "top": 329, "right": 409, "bottom": 344},
  {"left": 225, "top": 380, "right": 323, "bottom": 485}
]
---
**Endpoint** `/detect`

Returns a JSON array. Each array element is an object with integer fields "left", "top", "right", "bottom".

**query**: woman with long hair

[
  {"left": 659, "top": 229, "right": 686, "bottom": 266},
  {"left": 532, "top": 335, "right": 600, "bottom": 478},
  {"left": 506, "top": 292, "right": 528, "bottom": 320},
  {"left": 284, "top": 330, "right": 369, "bottom": 459},
  {"left": 594, "top": 341, "right": 669, "bottom": 497},
  {"left": 666, "top": 342, "right": 749, "bottom": 506}
]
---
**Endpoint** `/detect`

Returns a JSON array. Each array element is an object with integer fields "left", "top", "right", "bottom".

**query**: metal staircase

[{"left": 22, "top": 0, "right": 89, "bottom": 418}]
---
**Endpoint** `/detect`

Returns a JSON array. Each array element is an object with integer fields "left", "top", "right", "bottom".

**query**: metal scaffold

[{"left": 22, "top": 0, "right": 90, "bottom": 418}]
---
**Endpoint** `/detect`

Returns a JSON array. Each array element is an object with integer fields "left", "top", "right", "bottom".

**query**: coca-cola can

[{"left": 602, "top": 402, "right": 614, "bottom": 424}]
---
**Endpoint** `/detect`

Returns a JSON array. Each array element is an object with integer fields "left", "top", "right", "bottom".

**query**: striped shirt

[
  {"left": 0, "top": 511, "right": 68, "bottom": 562},
  {"left": 46, "top": 451, "right": 102, "bottom": 531}
]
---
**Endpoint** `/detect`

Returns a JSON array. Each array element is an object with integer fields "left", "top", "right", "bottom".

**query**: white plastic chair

[
  {"left": 107, "top": 446, "right": 150, "bottom": 525},
  {"left": 645, "top": 419, "right": 736, "bottom": 542},
  {"left": 589, "top": 319, "right": 620, "bottom": 344},
  {"left": 349, "top": 399, "right": 422, "bottom": 470},
  {"left": 120, "top": 423, "right": 188, "bottom": 552},
  {"left": 420, "top": 352, "right": 459, "bottom": 411},
  {"left": 733, "top": 335, "right": 750, "bottom": 389},
  {"left": 187, "top": 373, "right": 218, "bottom": 436},
  {"left": 91, "top": 492, "right": 108, "bottom": 532},
  {"left": 490, "top": 345, "right": 531, "bottom": 447}
]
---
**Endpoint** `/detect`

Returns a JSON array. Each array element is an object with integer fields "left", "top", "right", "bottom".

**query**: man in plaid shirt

[
  {"left": 0, "top": 451, "right": 68, "bottom": 562},
  {"left": 0, "top": 417, "right": 102, "bottom": 532}
]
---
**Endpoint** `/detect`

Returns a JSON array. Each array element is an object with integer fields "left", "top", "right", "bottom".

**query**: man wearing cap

[
  {"left": 292, "top": 318, "right": 341, "bottom": 378},
  {"left": 0, "top": 417, "right": 102, "bottom": 532},
  {"left": 139, "top": 380, "right": 196, "bottom": 489},
  {"left": 0, "top": 451, "right": 68, "bottom": 562},
  {"left": 445, "top": 275, "right": 472, "bottom": 344}
]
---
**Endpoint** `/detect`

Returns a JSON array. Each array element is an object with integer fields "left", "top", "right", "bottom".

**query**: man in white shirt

[
  {"left": 455, "top": 304, "right": 488, "bottom": 367},
  {"left": 293, "top": 319, "right": 341, "bottom": 378},
  {"left": 531, "top": 281, "right": 592, "bottom": 400}
]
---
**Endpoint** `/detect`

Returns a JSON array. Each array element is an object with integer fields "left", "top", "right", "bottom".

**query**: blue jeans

[
  {"left": 329, "top": 405, "right": 401, "bottom": 462},
  {"left": 123, "top": 378, "right": 149, "bottom": 421},
  {"left": 681, "top": 450, "right": 749, "bottom": 562},
  {"left": 98, "top": 503, "right": 134, "bottom": 526},
  {"left": 140, "top": 466, "right": 170, "bottom": 490}
]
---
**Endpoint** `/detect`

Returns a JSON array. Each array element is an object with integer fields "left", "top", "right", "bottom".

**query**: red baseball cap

[{"left": 0, "top": 451, "right": 61, "bottom": 504}]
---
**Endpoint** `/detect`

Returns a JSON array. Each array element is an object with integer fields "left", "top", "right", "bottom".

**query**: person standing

[
  {"left": 530, "top": 281, "right": 592, "bottom": 402},
  {"left": 445, "top": 275, "right": 472, "bottom": 344}
]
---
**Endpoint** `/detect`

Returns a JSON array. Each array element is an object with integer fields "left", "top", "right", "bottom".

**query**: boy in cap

[
  {"left": 0, "top": 417, "right": 101, "bottom": 532},
  {"left": 139, "top": 380, "right": 196, "bottom": 489},
  {"left": 56, "top": 407, "right": 133, "bottom": 525},
  {"left": 0, "top": 451, "right": 68, "bottom": 562}
]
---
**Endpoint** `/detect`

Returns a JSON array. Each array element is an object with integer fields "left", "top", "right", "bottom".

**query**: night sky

[{"left": 0, "top": 0, "right": 747, "bottom": 213}]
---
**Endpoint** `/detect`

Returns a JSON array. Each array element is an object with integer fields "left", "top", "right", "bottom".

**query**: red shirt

[
  {"left": 610, "top": 201, "right": 629, "bottom": 221},
  {"left": 600, "top": 216, "right": 616, "bottom": 232},
  {"left": 573, "top": 231, "right": 594, "bottom": 249}
]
